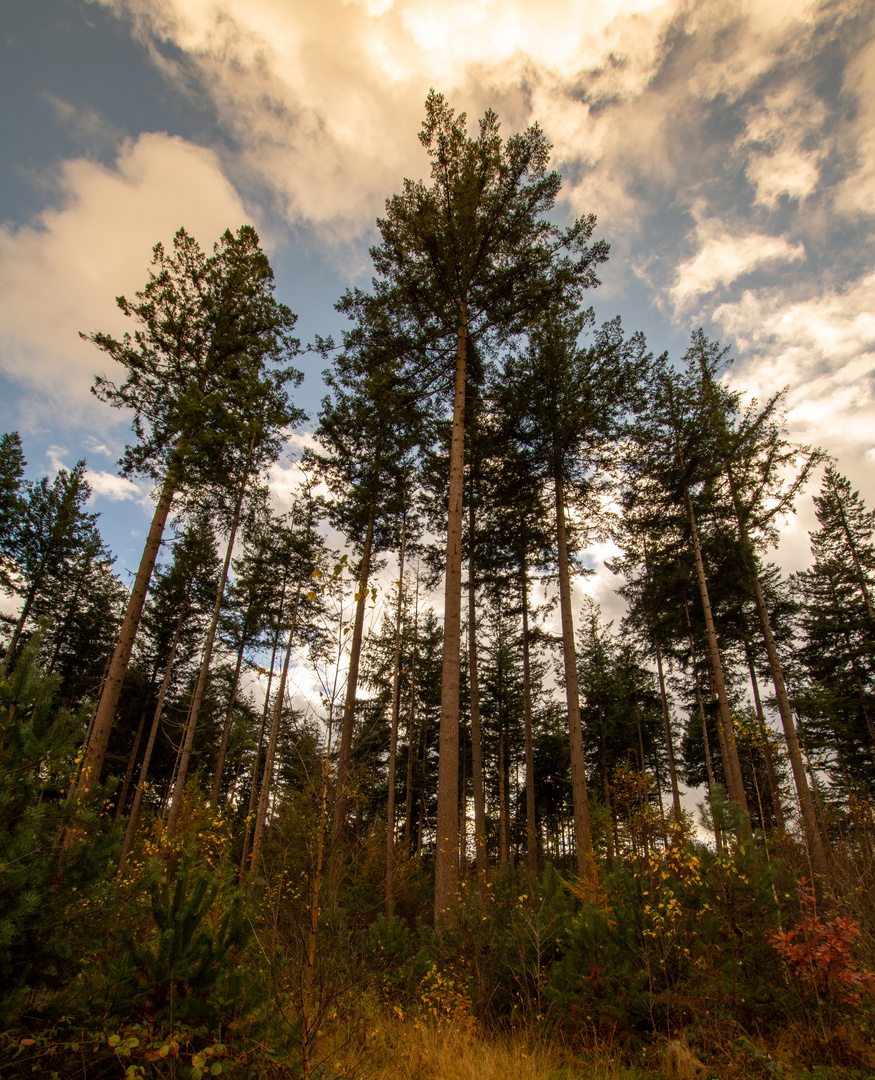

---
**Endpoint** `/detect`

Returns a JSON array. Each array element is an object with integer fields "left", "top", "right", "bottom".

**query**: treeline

[{"left": 1, "top": 92, "right": 874, "bottom": 1078}]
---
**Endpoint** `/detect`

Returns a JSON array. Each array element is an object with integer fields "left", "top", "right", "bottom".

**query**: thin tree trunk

[
  {"left": 119, "top": 606, "right": 185, "bottom": 870},
  {"left": 681, "top": 474, "right": 751, "bottom": 836},
  {"left": 743, "top": 639, "right": 787, "bottom": 833},
  {"left": 403, "top": 574, "right": 419, "bottom": 858},
  {"left": 520, "top": 568, "right": 538, "bottom": 876},
  {"left": 721, "top": 454, "right": 826, "bottom": 867},
  {"left": 115, "top": 691, "right": 151, "bottom": 821},
  {"left": 166, "top": 441, "right": 252, "bottom": 838},
  {"left": 468, "top": 512, "right": 488, "bottom": 888},
  {"left": 75, "top": 451, "right": 182, "bottom": 795},
  {"left": 654, "top": 639, "right": 682, "bottom": 822},
  {"left": 598, "top": 701, "right": 615, "bottom": 870},
  {"left": 434, "top": 299, "right": 467, "bottom": 927},
  {"left": 241, "top": 600, "right": 286, "bottom": 876},
  {"left": 498, "top": 718, "right": 510, "bottom": 864},
  {"left": 48, "top": 547, "right": 95, "bottom": 674},
  {"left": 385, "top": 511, "right": 407, "bottom": 917},
  {"left": 212, "top": 631, "right": 248, "bottom": 804},
  {"left": 684, "top": 600, "right": 723, "bottom": 852},
  {"left": 553, "top": 456, "right": 595, "bottom": 888},
  {"left": 332, "top": 483, "right": 380, "bottom": 840},
  {"left": 251, "top": 573, "right": 305, "bottom": 872}
]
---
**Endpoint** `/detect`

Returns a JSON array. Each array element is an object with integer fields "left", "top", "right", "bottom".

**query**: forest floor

[{"left": 330, "top": 1016, "right": 869, "bottom": 1080}]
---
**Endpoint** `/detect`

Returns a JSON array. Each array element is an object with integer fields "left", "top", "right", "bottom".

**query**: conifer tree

[
  {"left": 78, "top": 225, "right": 303, "bottom": 796},
  {"left": 348, "top": 91, "right": 608, "bottom": 922},
  {"left": 1, "top": 461, "right": 103, "bottom": 672},
  {"left": 502, "top": 311, "right": 648, "bottom": 886}
]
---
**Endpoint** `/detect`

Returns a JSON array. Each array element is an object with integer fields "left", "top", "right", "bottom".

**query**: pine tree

[
  {"left": 351, "top": 91, "right": 608, "bottom": 923},
  {"left": 1, "top": 461, "right": 103, "bottom": 672},
  {"left": 501, "top": 310, "right": 649, "bottom": 886},
  {"left": 78, "top": 225, "right": 303, "bottom": 797},
  {"left": 0, "top": 432, "right": 26, "bottom": 596}
]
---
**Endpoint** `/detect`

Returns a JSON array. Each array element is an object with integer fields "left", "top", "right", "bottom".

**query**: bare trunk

[
  {"left": 498, "top": 719, "right": 509, "bottom": 864},
  {"left": 598, "top": 702, "right": 615, "bottom": 869},
  {"left": 553, "top": 457, "right": 595, "bottom": 888},
  {"left": 434, "top": 300, "right": 467, "bottom": 927},
  {"left": 75, "top": 456, "right": 180, "bottom": 794},
  {"left": 684, "top": 601, "right": 723, "bottom": 852},
  {"left": 743, "top": 639, "right": 787, "bottom": 833},
  {"left": 654, "top": 639, "right": 682, "bottom": 823},
  {"left": 251, "top": 574, "right": 305, "bottom": 872},
  {"left": 119, "top": 606, "right": 185, "bottom": 870},
  {"left": 468, "top": 511, "right": 488, "bottom": 886},
  {"left": 166, "top": 443, "right": 252, "bottom": 838},
  {"left": 114, "top": 692, "right": 150, "bottom": 821},
  {"left": 726, "top": 465, "right": 826, "bottom": 872},
  {"left": 211, "top": 632, "right": 248, "bottom": 804},
  {"left": 385, "top": 512, "right": 407, "bottom": 917},
  {"left": 332, "top": 493, "right": 379, "bottom": 840},
  {"left": 682, "top": 477, "right": 751, "bottom": 836},
  {"left": 241, "top": 601, "right": 286, "bottom": 876},
  {"left": 520, "top": 570, "right": 538, "bottom": 876},
  {"left": 403, "top": 576, "right": 419, "bottom": 857}
]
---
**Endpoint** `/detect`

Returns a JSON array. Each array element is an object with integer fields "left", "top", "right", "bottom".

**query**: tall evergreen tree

[
  {"left": 78, "top": 225, "right": 303, "bottom": 796},
  {"left": 350, "top": 91, "right": 608, "bottom": 923}
]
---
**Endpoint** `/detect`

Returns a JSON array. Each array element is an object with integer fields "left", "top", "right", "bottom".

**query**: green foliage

[
  {"left": 115, "top": 859, "right": 254, "bottom": 1024},
  {"left": 0, "top": 635, "right": 119, "bottom": 1021}
]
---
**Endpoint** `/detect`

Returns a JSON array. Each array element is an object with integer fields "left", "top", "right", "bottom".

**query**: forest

[{"left": 1, "top": 91, "right": 874, "bottom": 1079}]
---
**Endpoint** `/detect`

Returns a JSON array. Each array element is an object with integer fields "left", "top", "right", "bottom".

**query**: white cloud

[
  {"left": 836, "top": 36, "right": 875, "bottom": 217},
  {"left": 671, "top": 218, "right": 805, "bottom": 309},
  {"left": 716, "top": 271, "right": 875, "bottom": 472},
  {"left": 0, "top": 132, "right": 250, "bottom": 427},
  {"left": 86, "top": 469, "right": 144, "bottom": 502}
]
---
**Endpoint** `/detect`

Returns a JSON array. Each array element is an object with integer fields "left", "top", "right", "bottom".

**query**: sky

[{"left": 2, "top": 0, "right": 875, "bottom": 617}]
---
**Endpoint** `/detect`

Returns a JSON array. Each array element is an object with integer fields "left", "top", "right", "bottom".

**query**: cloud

[
  {"left": 86, "top": 469, "right": 144, "bottom": 501},
  {"left": 0, "top": 132, "right": 250, "bottom": 429},
  {"left": 836, "top": 35, "right": 875, "bottom": 217},
  {"left": 716, "top": 270, "right": 875, "bottom": 469},
  {"left": 671, "top": 222, "right": 805, "bottom": 308}
]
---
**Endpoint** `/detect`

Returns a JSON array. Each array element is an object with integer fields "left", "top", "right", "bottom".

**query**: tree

[
  {"left": 358, "top": 91, "right": 608, "bottom": 923},
  {"left": 1, "top": 461, "right": 103, "bottom": 672},
  {"left": 77, "top": 225, "right": 303, "bottom": 796},
  {"left": 0, "top": 432, "right": 26, "bottom": 595},
  {"left": 501, "top": 311, "right": 648, "bottom": 886}
]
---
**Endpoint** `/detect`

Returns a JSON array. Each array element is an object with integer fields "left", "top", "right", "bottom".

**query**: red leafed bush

[{"left": 770, "top": 879, "right": 875, "bottom": 1005}]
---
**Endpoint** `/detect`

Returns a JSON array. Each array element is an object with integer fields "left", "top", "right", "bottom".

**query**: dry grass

[{"left": 343, "top": 1016, "right": 638, "bottom": 1080}]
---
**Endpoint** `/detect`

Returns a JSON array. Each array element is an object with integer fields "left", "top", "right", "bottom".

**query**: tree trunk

[
  {"left": 251, "top": 573, "right": 305, "bottom": 872},
  {"left": 119, "top": 606, "right": 185, "bottom": 870},
  {"left": 726, "top": 465, "right": 827, "bottom": 872},
  {"left": 520, "top": 568, "right": 538, "bottom": 876},
  {"left": 681, "top": 476, "right": 751, "bottom": 836},
  {"left": 385, "top": 511, "right": 407, "bottom": 917},
  {"left": 650, "top": 622, "right": 682, "bottom": 823},
  {"left": 75, "top": 453, "right": 181, "bottom": 795},
  {"left": 553, "top": 453, "right": 595, "bottom": 888},
  {"left": 211, "top": 631, "right": 248, "bottom": 804},
  {"left": 434, "top": 300, "right": 467, "bottom": 927},
  {"left": 684, "top": 600, "right": 723, "bottom": 852},
  {"left": 403, "top": 576, "right": 419, "bottom": 858},
  {"left": 743, "top": 639, "right": 787, "bottom": 833},
  {"left": 166, "top": 442, "right": 251, "bottom": 839},
  {"left": 241, "top": 597, "right": 286, "bottom": 876},
  {"left": 332, "top": 486, "right": 379, "bottom": 840},
  {"left": 498, "top": 718, "right": 510, "bottom": 864},
  {"left": 468, "top": 510, "right": 488, "bottom": 888},
  {"left": 114, "top": 691, "right": 151, "bottom": 821}
]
